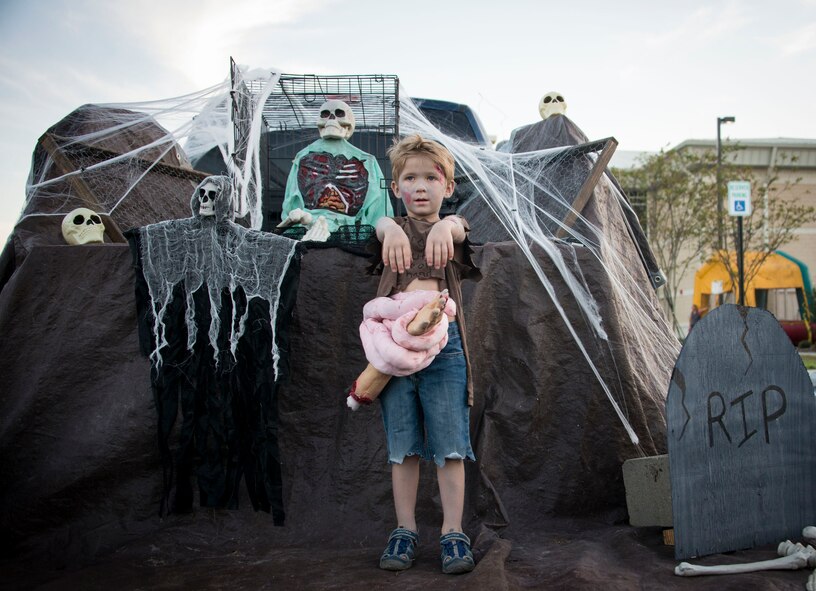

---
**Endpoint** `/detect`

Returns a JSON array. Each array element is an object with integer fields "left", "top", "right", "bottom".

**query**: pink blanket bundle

[{"left": 359, "top": 290, "right": 456, "bottom": 376}]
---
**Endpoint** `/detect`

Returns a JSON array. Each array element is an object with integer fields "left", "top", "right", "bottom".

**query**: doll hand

[
  {"left": 426, "top": 218, "right": 458, "bottom": 270},
  {"left": 382, "top": 224, "right": 412, "bottom": 273}
]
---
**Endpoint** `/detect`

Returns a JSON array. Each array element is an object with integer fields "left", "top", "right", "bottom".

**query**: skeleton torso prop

[
  {"left": 282, "top": 138, "right": 390, "bottom": 233},
  {"left": 281, "top": 100, "right": 391, "bottom": 235}
]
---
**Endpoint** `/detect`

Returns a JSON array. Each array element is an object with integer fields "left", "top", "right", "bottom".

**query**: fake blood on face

[{"left": 392, "top": 155, "right": 452, "bottom": 222}]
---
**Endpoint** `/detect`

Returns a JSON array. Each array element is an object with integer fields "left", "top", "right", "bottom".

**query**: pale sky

[{"left": 1, "top": 0, "right": 815, "bottom": 243}]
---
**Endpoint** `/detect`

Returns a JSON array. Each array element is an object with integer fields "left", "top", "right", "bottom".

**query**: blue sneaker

[
  {"left": 440, "top": 531, "right": 475, "bottom": 574},
  {"left": 379, "top": 527, "right": 418, "bottom": 571}
]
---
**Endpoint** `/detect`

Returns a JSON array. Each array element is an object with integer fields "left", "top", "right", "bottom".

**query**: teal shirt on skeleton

[{"left": 282, "top": 138, "right": 392, "bottom": 233}]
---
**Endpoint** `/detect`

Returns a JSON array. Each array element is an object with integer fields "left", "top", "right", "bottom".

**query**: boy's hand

[
  {"left": 382, "top": 224, "right": 412, "bottom": 273},
  {"left": 426, "top": 218, "right": 458, "bottom": 270}
]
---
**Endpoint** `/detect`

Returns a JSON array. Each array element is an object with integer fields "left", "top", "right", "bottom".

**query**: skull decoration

[
  {"left": 61, "top": 207, "right": 106, "bottom": 245},
  {"left": 538, "top": 91, "right": 567, "bottom": 120},
  {"left": 190, "top": 175, "right": 235, "bottom": 222},
  {"left": 316, "top": 100, "right": 356, "bottom": 140},
  {"left": 198, "top": 181, "right": 218, "bottom": 217}
]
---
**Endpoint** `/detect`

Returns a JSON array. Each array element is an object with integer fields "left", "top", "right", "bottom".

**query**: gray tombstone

[{"left": 667, "top": 304, "right": 816, "bottom": 560}]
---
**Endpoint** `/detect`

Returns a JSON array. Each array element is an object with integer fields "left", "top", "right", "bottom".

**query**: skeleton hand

[
  {"left": 276, "top": 208, "right": 314, "bottom": 229},
  {"left": 301, "top": 216, "right": 330, "bottom": 242}
]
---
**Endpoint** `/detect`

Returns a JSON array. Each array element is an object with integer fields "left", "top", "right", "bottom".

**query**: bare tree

[
  {"left": 614, "top": 145, "right": 815, "bottom": 335},
  {"left": 614, "top": 147, "right": 717, "bottom": 335}
]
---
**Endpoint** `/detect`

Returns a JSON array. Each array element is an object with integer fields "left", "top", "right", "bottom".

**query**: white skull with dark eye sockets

[
  {"left": 198, "top": 181, "right": 218, "bottom": 217},
  {"left": 62, "top": 207, "right": 106, "bottom": 245},
  {"left": 538, "top": 91, "right": 567, "bottom": 120},
  {"left": 316, "top": 100, "right": 356, "bottom": 140}
]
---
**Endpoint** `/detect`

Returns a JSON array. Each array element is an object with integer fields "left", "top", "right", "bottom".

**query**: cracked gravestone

[{"left": 667, "top": 304, "right": 816, "bottom": 560}]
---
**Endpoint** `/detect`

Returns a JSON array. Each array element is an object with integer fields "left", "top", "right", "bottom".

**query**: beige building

[{"left": 617, "top": 138, "right": 816, "bottom": 336}]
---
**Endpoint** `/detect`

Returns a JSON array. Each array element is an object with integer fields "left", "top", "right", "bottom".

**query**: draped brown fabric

[{"left": 0, "top": 243, "right": 803, "bottom": 589}]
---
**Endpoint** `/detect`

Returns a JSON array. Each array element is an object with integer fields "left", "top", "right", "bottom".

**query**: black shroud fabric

[{"left": 127, "top": 230, "right": 302, "bottom": 523}]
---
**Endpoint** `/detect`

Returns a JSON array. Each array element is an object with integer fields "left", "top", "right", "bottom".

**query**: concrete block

[{"left": 622, "top": 454, "right": 673, "bottom": 527}]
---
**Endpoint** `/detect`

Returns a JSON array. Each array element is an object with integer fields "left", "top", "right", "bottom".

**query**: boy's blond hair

[{"left": 387, "top": 134, "right": 455, "bottom": 183}]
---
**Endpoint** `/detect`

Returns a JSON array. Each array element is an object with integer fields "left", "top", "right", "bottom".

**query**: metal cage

[{"left": 247, "top": 73, "right": 399, "bottom": 231}]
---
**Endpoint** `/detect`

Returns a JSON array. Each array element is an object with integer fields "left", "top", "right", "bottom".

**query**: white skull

[
  {"left": 316, "top": 100, "right": 356, "bottom": 140},
  {"left": 198, "top": 181, "right": 218, "bottom": 217},
  {"left": 61, "top": 207, "right": 106, "bottom": 245},
  {"left": 539, "top": 91, "right": 567, "bottom": 120}
]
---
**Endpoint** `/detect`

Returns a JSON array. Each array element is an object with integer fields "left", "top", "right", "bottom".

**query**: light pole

[{"left": 716, "top": 116, "right": 735, "bottom": 250}]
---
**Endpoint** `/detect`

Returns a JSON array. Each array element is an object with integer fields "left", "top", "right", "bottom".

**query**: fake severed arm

[{"left": 347, "top": 292, "right": 449, "bottom": 411}]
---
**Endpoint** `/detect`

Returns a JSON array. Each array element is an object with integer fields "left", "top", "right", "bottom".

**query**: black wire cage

[{"left": 235, "top": 72, "right": 399, "bottom": 234}]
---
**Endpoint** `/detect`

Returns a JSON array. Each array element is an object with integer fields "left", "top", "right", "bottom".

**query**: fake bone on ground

[
  {"left": 675, "top": 526, "right": 816, "bottom": 590},
  {"left": 808, "top": 527, "right": 816, "bottom": 591}
]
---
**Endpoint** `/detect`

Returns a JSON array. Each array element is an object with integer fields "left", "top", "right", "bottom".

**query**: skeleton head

[
  {"left": 198, "top": 181, "right": 218, "bottom": 217},
  {"left": 61, "top": 207, "right": 105, "bottom": 245},
  {"left": 190, "top": 175, "right": 234, "bottom": 222},
  {"left": 316, "top": 100, "right": 355, "bottom": 140},
  {"left": 539, "top": 91, "right": 567, "bottom": 120}
]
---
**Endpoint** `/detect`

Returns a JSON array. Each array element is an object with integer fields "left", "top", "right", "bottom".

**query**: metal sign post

[{"left": 727, "top": 181, "right": 751, "bottom": 305}]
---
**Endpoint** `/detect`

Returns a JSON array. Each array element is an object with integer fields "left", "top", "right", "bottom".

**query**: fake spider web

[
  {"left": 22, "top": 87, "right": 228, "bottom": 230},
  {"left": 396, "top": 98, "right": 679, "bottom": 445},
  {"left": 15, "top": 63, "right": 678, "bottom": 446}
]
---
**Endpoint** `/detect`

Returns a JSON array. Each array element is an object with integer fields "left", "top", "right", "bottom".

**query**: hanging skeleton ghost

[
  {"left": 128, "top": 175, "right": 301, "bottom": 521},
  {"left": 538, "top": 91, "right": 567, "bottom": 120},
  {"left": 279, "top": 99, "right": 392, "bottom": 238},
  {"left": 61, "top": 207, "right": 106, "bottom": 245}
]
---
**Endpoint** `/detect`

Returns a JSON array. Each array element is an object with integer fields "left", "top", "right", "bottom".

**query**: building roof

[
  {"left": 673, "top": 138, "right": 816, "bottom": 168},
  {"left": 676, "top": 137, "right": 816, "bottom": 149}
]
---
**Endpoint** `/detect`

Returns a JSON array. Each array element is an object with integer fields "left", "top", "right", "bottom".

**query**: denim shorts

[{"left": 379, "top": 321, "right": 475, "bottom": 467}]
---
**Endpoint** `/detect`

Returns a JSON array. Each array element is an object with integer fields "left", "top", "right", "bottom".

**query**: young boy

[{"left": 372, "top": 134, "right": 479, "bottom": 575}]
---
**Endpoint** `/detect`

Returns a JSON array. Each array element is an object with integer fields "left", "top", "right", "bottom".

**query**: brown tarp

[
  {"left": 23, "top": 104, "right": 204, "bottom": 232},
  {"left": 0, "top": 243, "right": 808, "bottom": 590},
  {"left": 0, "top": 105, "right": 210, "bottom": 293}
]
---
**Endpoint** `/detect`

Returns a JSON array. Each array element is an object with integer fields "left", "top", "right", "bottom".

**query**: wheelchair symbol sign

[{"left": 728, "top": 181, "right": 751, "bottom": 216}]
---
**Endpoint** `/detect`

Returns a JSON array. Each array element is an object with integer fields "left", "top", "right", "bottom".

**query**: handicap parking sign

[{"left": 728, "top": 181, "right": 751, "bottom": 216}]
